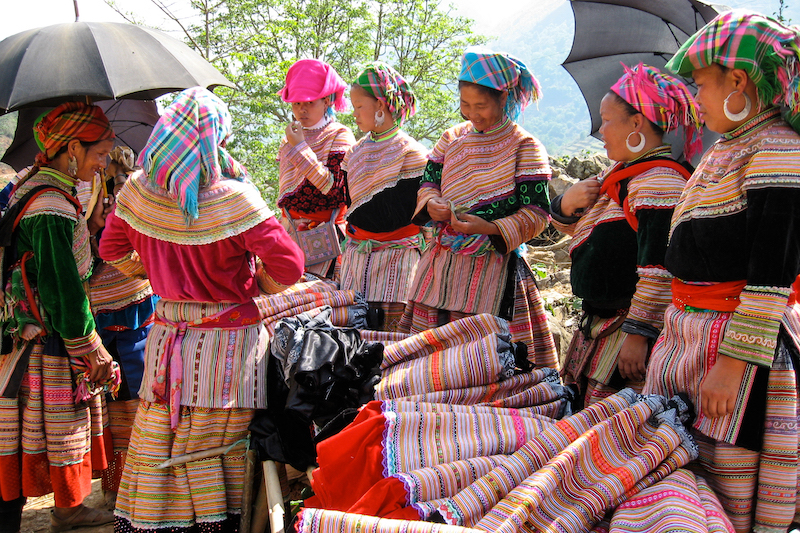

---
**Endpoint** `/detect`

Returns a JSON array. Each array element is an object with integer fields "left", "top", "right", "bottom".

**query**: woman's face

[
  {"left": 74, "top": 139, "right": 115, "bottom": 183},
  {"left": 598, "top": 93, "right": 639, "bottom": 162},
  {"left": 350, "top": 85, "right": 383, "bottom": 133},
  {"left": 692, "top": 64, "right": 738, "bottom": 134},
  {"left": 459, "top": 84, "right": 505, "bottom": 132},
  {"left": 291, "top": 98, "right": 330, "bottom": 128}
]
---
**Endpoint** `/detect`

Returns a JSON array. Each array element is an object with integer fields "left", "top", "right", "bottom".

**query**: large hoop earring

[
  {"left": 723, "top": 91, "right": 752, "bottom": 122},
  {"left": 625, "top": 131, "right": 646, "bottom": 153},
  {"left": 374, "top": 109, "right": 385, "bottom": 127},
  {"left": 67, "top": 155, "right": 78, "bottom": 177}
]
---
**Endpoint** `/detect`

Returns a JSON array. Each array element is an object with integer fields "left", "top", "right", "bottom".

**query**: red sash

[
  {"left": 346, "top": 224, "right": 419, "bottom": 242},
  {"left": 286, "top": 207, "right": 346, "bottom": 225},
  {"left": 599, "top": 159, "right": 691, "bottom": 231},
  {"left": 672, "top": 279, "right": 746, "bottom": 312}
]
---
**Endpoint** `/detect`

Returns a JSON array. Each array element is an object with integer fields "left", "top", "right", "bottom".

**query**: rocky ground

[{"left": 19, "top": 153, "right": 609, "bottom": 533}]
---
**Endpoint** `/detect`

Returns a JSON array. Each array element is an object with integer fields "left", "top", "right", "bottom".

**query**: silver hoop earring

[
  {"left": 625, "top": 131, "right": 646, "bottom": 153},
  {"left": 374, "top": 109, "right": 385, "bottom": 127},
  {"left": 67, "top": 155, "right": 78, "bottom": 177},
  {"left": 723, "top": 91, "right": 752, "bottom": 122}
]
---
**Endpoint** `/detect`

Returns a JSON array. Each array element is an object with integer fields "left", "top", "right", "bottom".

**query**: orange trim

[
  {"left": 600, "top": 159, "right": 691, "bottom": 232},
  {"left": 346, "top": 224, "right": 419, "bottom": 242},
  {"left": 672, "top": 279, "right": 746, "bottom": 312},
  {"left": 286, "top": 207, "right": 346, "bottom": 225}
]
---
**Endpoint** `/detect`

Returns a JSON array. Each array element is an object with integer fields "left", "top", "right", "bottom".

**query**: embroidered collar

[
  {"left": 472, "top": 117, "right": 510, "bottom": 134},
  {"left": 370, "top": 124, "right": 401, "bottom": 142},
  {"left": 38, "top": 167, "right": 79, "bottom": 191},
  {"left": 722, "top": 107, "right": 781, "bottom": 141},
  {"left": 624, "top": 145, "right": 672, "bottom": 167},
  {"left": 304, "top": 115, "right": 333, "bottom": 131}
]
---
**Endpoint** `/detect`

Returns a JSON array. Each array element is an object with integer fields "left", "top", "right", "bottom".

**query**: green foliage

[
  {"left": 530, "top": 262, "right": 549, "bottom": 280},
  {"left": 775, "top": 0, "right": 792, "bottom": 23},
  {"left": 111, "top": 0, "right": 484, "bottom": 204},
  {"left": 0, "top": 112, "right": 17, "bottom": 139}
]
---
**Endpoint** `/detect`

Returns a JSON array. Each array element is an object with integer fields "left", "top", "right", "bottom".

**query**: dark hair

[
  {"left": 606, "top": 91, "right": 664, "bottom": 137},
  {"left": 458, "top": 80, "right": 505, "bottom": 103}
]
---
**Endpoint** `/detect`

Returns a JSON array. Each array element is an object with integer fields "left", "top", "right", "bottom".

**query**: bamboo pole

[
  {"left": 264, "top": 461, "right": 285, "bottom": 533},
  {"left": 251, "top": 473, "right": 268, "bottom": 533},
  {"left": 240, "top": 449, "right": 257, "bottom": 533},
  {"left": 156, "top": 441, "right": 247, "bottom": 469}
]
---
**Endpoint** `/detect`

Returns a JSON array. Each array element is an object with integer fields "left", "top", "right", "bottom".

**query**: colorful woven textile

[
  {"left": 339, "top": 241, "right": 421, "bottom": 304},
  {"left": 113, "top": 402, "right": 251, "bottom": 531},
  {"left": 88, "top": 261, "right": 154, "bottom": 313},
  {"left": 34, "top": 101, "right": 114, "bottom": 164},
  {"left": 138, "top": 87, "right": 246, "bottom": 222},
  {"left": 297, "top": 510, "right": 484, "bottom": 533},
  {"left": 101, "top": 399, "right": 138, "bottom": 493},
  {"left": 278, "top": 58, "right": 348, "bottom": 112},
  {"left": 354, "top": 61, "right": 417, "bottom": 124},
  {"left": 608, "top": 469, "right": 735, "bottom": 533},
  {"left": 458, "top": 46, "right": 542, "bottom": 121},
  {"left": 610, "top": 63, "right": 703, "bottom": 160},
  {"left": 666, "top": 10, "right": 800, "bottom": 131}
]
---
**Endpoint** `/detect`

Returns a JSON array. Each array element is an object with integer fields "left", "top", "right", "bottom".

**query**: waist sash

[{"left": 671, "top": 279, "right": 746, "bottom": 313}]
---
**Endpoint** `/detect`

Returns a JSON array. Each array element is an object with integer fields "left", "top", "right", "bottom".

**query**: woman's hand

[
  {"left": 87, "top": 196, "right": 113, "bottom": 236},
  {"left": 449, "top": 212, "right": 500, "bottom": 235},
  {"left": 561, "top": 178, "right": 601, "bottom": 217},
  {"left": 87, "top": 345, "right": 113, "bottom": 383},
  {"left": 617, "top": 333, "right": 648, "bottom": 381},
  {"left": 285, "top": 121, "right": 305, "bottom": 146},
  {"left": 426, "top": 197, "right": 452, "bottom": 222},
  {"left": 700, "top": 353, "right": 748, "bottom": 419}
]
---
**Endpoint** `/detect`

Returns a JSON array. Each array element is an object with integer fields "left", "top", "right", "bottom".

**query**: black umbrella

[
  {"left": 562, "top": 0, "right": 723, "bottom": 138},
  {"left": 0, "top": 21, "right": 233, "bottom": 113},
  {"left": 1, "top": 99, "right": 159, "bottom": 172}
]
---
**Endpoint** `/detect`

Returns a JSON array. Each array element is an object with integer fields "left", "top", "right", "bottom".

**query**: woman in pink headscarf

[{"left": 277, "top": 59, "right": 356, "bottom": 280}]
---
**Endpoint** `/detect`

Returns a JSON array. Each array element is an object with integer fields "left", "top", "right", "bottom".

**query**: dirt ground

[{"left": 21, "top": 479, "right": 113, "bottom": 533}]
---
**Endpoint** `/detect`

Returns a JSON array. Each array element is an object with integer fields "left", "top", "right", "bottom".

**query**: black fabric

[
  {"left": 412, "top": 162, "right": 442, "bottom": 225},
  {"left": 345, "top": 176, "right": 421, "bottom": 234},
  {"left": 635, "top": 208, "right": 673, "bottom": 269},
  {"left": 570, "top": 219, "right": 638, "bottom": 309},
  {"left": 0, "top": 495, "right": 25, "bottom": 533},
  {"left": 248, "top": 309, "right": 383, "bottom": 470},
  {"left": 666, "top": 187, "right": 800, "bottom": 286}
]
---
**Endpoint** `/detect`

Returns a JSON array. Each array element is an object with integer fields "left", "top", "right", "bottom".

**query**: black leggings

[{"left": 0, "top": 496, "right": 25, "bottom": 533}]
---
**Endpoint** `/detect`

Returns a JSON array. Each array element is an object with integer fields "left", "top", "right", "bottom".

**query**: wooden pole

[
  {"left": 264, "top": 461, "right": 285, "bottom": 533},
  {"left": 73, "top": 0, "right": 80, "bottom": 21},
  {"left": 251, "top": 474, "right": 268, "bottom": 533},
  {"left": 240, "top": 449, "right": 257, "bottom": 533},
  {"left": 156, "top": 441, "right": 247, "bottom": 469}
]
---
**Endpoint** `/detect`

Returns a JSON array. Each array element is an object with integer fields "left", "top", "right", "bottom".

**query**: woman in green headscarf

[{"left": 642, "top": 10, "right": 800, "bottom": 533}]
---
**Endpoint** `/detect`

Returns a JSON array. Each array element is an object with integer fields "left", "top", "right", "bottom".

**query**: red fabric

[
  {"left": 789, "top": 275, "right": 800, "bottom": 305},
  {"left": 346, "top": 224, "right": 420, "bottom": 242},
  {"left": 307, "top": 402, "right": 388, "bottom": 511},
  {"left": 100, "top": 210, "right": 304, "bottom": 303},
  {"left": 20, "top": 451, "right": 92, "bottom": 507},
  {"left": 35, "top": 102, "right": 115, "bottom": 164},
  {"left": 286, "top": 206, "right": 346, "bottom": 225},
  {"left": 0, "top": 454, "right": 21, "bottom": 501},
  {"left": 278, "top": 59, "right": 348, "bottom": 112},
  {"left": 672, "top": 279, "right": 747, "bottom": 312},
  {"left": 600, "top": 159, "right": 690, "bottom": 232}
]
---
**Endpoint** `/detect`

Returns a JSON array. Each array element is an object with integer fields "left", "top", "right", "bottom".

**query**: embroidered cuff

[
  {"left": 108, "top": 251, "right": 148, "bottom": 279},
  {"left": 64, "top": 330, "right": 103, "bottom": 357},
  {"left": 717, "top": 286, "right": 789, "bottom": 366},
  {"left": 256, "top": 262, "right": 290, "bottom": 294},
  {"left": 492, "top": 207, "right": 549, "bottom": 253}
]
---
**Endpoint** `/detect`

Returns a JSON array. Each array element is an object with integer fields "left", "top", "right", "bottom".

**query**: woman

[
  {"left": 277, "top": 59, "right": 356, "bottom": 280},
  {"left": 399, "top": 46, "right": 557, "bottom": 369},
  {"left": 0, "top": 103, "right": 117, "bottom": 531},
  {"left": 99, "top": 87, "right": 304, "bottom": 533},
  {"left": 552, "top": 63, "right": 702, "bottom": 408},
  {"left": 88, "top": 147, "right": 159, "bottom": 507},
  {"left": 641, "top": 11, "right": 800, "bottom": 533},
  {"left": 340, "top": 62, "right": 428, "bottom": 331}
]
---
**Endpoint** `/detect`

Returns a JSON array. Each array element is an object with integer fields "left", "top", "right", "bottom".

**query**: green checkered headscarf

[
  {"left": 353, "top": 62, "right": 417, "bottom": 125},
  {"left": 666, "top": 9, "right": 800, "bottom": 131}
]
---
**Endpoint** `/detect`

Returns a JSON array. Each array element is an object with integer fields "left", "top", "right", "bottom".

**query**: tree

[{"left": 106, "top": 0, "right": 484, "bottom": 203}]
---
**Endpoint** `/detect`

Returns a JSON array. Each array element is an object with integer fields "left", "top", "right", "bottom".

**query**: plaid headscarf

[
  {"left": 138, "top": 87, "right": 247, "bottom": 223},
  {"left": 458, "top": 46, "right": 542, "bottom": 121},
  {"left": 34, "top": 102, "right": 114, "bottom": 165},
  {"left": 278, "top": 59, "right": 348, "bottom": 112},
  {"left": 666, "top": 9, "right": 800, "bottom": 131},
  {"left": 611, "top": 63, "right": 704, "bottom": 160},
  {"left": 353, "top": 62, "right": 417, "bottom": 125}
]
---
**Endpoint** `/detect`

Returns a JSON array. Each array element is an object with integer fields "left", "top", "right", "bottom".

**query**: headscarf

[
  {"left": 278, "top": 59, "right": 348, "bottom": 112},
  {"left": 353, "top": 62, "right": 417, "bottom": 125},
  {"left": 33, "top": 102, "right": 114, "bottom": 166},
  {"left": 138, "top": 86, "right": 247, "bottom": 223},
  {"left": 458, "top": 46, "right": 542, "bottom": 122},
  {"left": 109, "top": 146, "right": 135, "bottom": 173},
  {"left": 666, "top": 9, "right": 800, "bottom": 131},
  {"left": 611, "top": 63, "right": 704, "bottom": 161}
]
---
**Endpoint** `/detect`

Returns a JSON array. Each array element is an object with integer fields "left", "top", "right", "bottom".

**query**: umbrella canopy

[
  {"left": 562, "top": 0, "right": 723, "bottom": 138},
  {"left": 1, "top": 99, "right": 159, "bottom": 172},
  {"left": 0, "top": 21, "right": 233, "bottom": 113}
]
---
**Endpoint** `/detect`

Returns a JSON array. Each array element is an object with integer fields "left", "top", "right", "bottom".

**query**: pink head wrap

[{"left": 278, "top": 59, "right": 348, "bottom": 112}]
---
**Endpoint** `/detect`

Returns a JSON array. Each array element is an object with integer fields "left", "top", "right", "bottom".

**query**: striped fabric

[
  {"left": 114, "top": 403, "right": 252, "bottom": 530},
  {"left": 277, "top": 121, "right": 355, "bottom": 203},
  {"left": 343, "top": 130, "right": 428, "bottom": 215},
  {"left": 88, "top": 261, "right": 154, "bottom": 313},
  {"left": 115, "top": 169, "right": 272, "bottom": 246},
  {"left": 609, "top": 469, "right": 735, "bottom": 533},
  {"left": 339, "top": 240, "right": 421, "bottom": 304},
  {"left": 353, "top": 62, "right": 417, "bottom": 125},
  {"left": 138, "top": 299, "right": 269, "bottom": 408},
  {"left": 101, "top": 399, "right": 138, "bottom": 493},
  {"left": 139, "top": 87, "right": 246, "bottom": 222},
  {"left": 34, "top": 102, "right": 114, "bottom": 164},
  {"left": 297, "top": 509, "right": 484, "bottom": 533},
  {"left": 0, "top": 347, "right": 111, "bottom": 507},
  {"left": 359, "top": 329, "right": 411, "bottom": 345}
]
